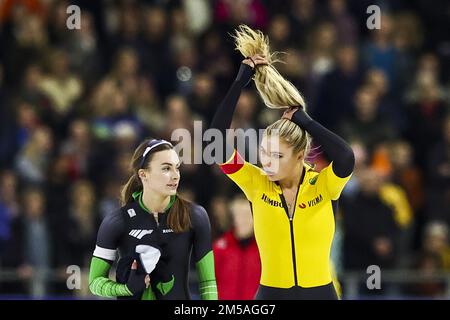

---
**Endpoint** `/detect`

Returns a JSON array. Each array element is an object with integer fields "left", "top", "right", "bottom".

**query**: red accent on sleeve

[{"left": 219, "top": 151, "right": 244, "bottom": 174}]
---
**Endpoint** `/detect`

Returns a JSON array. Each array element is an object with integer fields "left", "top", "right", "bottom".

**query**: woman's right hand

[
  {"left": 235, "top": 54, "right": 267, "bottom": 85},
  {"left": 242, "top": 54, "right": 268, "bottom": 69},
  {"left": 126, "top": 260, "right": 148, "bottom": 295}
]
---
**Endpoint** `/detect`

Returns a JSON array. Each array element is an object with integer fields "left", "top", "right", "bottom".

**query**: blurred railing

[
  {"left": 340, "top": 270, "right": 450, "bottom": 299},
  {"left": 0, "top": 268, "right": 450, "bottom": 299}
]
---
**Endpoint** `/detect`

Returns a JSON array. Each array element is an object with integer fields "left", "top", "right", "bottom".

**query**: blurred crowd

[{"left": 0, "top": 0, "right": 449, "bottom": 299}]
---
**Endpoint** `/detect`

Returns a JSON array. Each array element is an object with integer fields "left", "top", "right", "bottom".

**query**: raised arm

[
  {"left": 283, "top": 107, "right": 355, "bottom": 178},
  {"left": 209, "top": 55, "right": 268, "bottom": 164}
]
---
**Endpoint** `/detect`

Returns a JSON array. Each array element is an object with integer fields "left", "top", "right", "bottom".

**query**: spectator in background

[
  {"left": 19, "top": 64, "right": 53, "bottom": 126},
  {"left": 112, "top": 150, "right": 134, "bottom": 184},
  {"left": 171, "top": 38, "right": 198, "bottom": 95},
  {"left": 231, "top": 90, "right": 260, "bottom": 161},
  {"left": 340, "top": 139, "right": 369, "bottom": 199},
  {"left": 169, "top": 6, "right": 190, "bottom": 48},
  {"left": 15, "top": 126, "right": 53, "bottom": 185},
  {"left": 61, "top": 180, "right": 97, "bottom": 296},
  {"left": 267, "top": 15, "right": 292, "bottom": 52},
  {"left": 408, "top": 251, "right": 446, "bottom": 298},
  {"left": 304, "top": 22, "right": 337, "bottom": 107},
  {"left": 0, "top": 170, "right": 19, "bottom": 257},
  {"left": 0, "top": 201, "right": 27, "bottom": 296},
  {"left": 339, "top": 85, "right": 397, "bottom": 153},
  {"left": 60, "top": 119, "right": 93, "bottom": 181},
  {"left": 343, "top": 138, "right": 414, "bottom": 267},
  {"left": 214, "top": 195, "right": 260, "bottom": 299},
  {"left": 408, "top": 221, "right": 450, "bottom": 297},
  {"left": 1, "top": 9, "right": 48, "bottom": 86},
  {"left": 19, "top": 188, "right": 52, "bottom": 297},
  {"left": 377, "top": 162, "right": 414, "bottom": 268},
  {"left": 391, "top": 12, "right": 423, "bottom": 95},
  {"left": 364, "top": 68, "right": 407, "bottom": 132},
  {"left": 387, "top": 140, "right": 426, "bottom": 254},
  {"left": 0, "top": 99, "right": 35, "bottom": 167},
  {"left": 140, "top": 6, "right": 173, "bottom": 97},
  {"left": 342, "top": 168, "right": 399, "bottom": 295},
  {"left": 372, "top": 147, "right": 414, "bottom": 232},
  {"left": 214, "top": 0, "right": 268, "bottom": 30},
  {"left": 162, "top": 95, "right": 194, "bottom": 141},
  {"left": 98, "top": 179, "right": 122, "bottom": 220},
  {"left": 275, "top": 48, "right": 307, "bottom": 101},
  {"left": 91, "top": 83, "right": 144, "bottom": 144},
  {"left": 406, "top": 54, "right": 448, "bottom": 171},
  {"left": 209, "top": 195, "right": 231, "bottom": 240},
  {"left": 314, "top": 45, "right": 361, "bottom": 130},
  {"left": 63, "top": 180, "right": 97, "bottom": 268},
  {"left": 289, "top": 0, "right": 318, "bottom": 48},
  {"left": 64, "top": 11, "right": 101, "bottom": 85},
  {"left": 89, "top": 79, "right": 117, "bottom": 140},
  {"left": 362, "top": 14, "right": 397, "bottom": 88},
  {"left": 132, "top": 77, "right": 165, "bottom": 137},
  {"left": 421, "top": 222, "right": 450, "bottom": 271},
  {"left": 183, "top": 0, "right": 212, "bottom": 36},
  {"left": 197, "top": 30, "right": 233, "bottom": 84},
  {"left": 44, "top": 154, "right": 71, "bottom": 270},
  {"left": 12, "top": 101, "right": 42, "bottom": 155},
  {"left": 47, "top": 0, "right": 72, "bottom": 46},
  {"left": 326, "top": 0, "right": 358, "bottom": 46},
  {"left": 388, "top": 140, "right": 424, "bottom": 215},
  {"left": 0, "top": 62, "right": 13, "bottom": 165},
  {"left": 188, "top": 72, "right": 218, "bottom": 126},
  {"left": 38, "top": 49, "right": 83, "bottom": 121},
  {"left": 426, "top": 115, "right": 450, "bottom": 227},
  {"left": 108, "top": 47, "right": 139, "bottom": 87}
]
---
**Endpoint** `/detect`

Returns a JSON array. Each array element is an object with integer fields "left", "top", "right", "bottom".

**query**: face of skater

[
  {"left": 259, "top": 134, "right": 304, "bottom": 182},
  {"left": 138, "top": 149, "right": 181, "bottom": 198}
]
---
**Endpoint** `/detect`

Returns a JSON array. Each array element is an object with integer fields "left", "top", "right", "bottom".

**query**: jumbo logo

[{"left": 261, "top": 193, "right": 283, "bottom": 207}]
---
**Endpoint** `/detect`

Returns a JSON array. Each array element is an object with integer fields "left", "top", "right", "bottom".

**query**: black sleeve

[
  {"left": 191, "top": 205, "right": 213, "bottom": 262},
  {"left": 93, "top": 210, "right": 125, "bottom": 262},
  {"left": 208, "top": 63, "right": 255, "bottom": 163},
  {"left": 292, "top": 109, "right": 355, "bottom": 178}
]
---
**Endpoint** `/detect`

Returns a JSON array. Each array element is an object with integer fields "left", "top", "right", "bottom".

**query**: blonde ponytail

[{"left": 233, "top": 24, "right": 306, "bottom": 110}]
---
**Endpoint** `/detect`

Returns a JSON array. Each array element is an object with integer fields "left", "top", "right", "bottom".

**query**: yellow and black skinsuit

[{"left": 209, "top": 63, "right": 355, "bottom": 300}]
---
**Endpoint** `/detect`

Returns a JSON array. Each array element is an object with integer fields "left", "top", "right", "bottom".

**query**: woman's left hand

[{"left": 282, "top": 107, "right": 299, "bottom": 120}]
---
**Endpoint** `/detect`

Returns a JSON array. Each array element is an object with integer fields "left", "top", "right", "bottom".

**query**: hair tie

[{"left": 246, "top": 56, "right": 256, "bottom": 69}]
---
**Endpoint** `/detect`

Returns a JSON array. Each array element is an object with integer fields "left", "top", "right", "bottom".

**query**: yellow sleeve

[
  {"left": 379, "top": 183, "right": 413, "bottom": 228},
  {"left": 318, "top": 162, "right": 353, "bottom": 200},
  {"left": 219, "top": 149, "right": 267, "bottom": 202}
]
